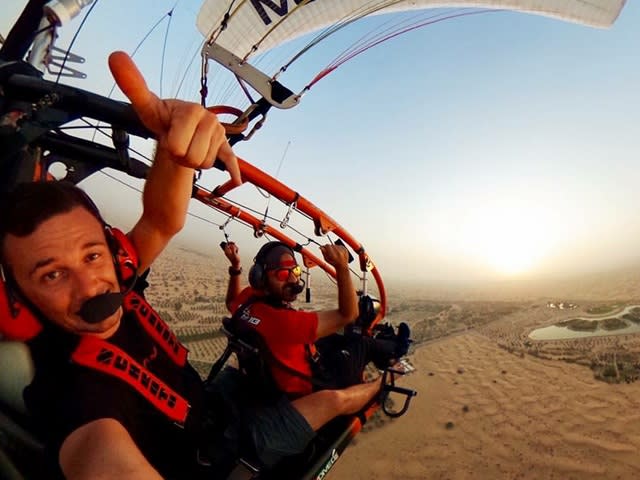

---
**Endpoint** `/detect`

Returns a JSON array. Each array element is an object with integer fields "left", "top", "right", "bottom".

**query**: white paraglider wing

[{"left": 197, "top": 0, "right": 626, "bottom": 59}]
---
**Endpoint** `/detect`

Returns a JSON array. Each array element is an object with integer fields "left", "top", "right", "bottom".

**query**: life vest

[{"left": 71, "top": 291, "right": 191, "bottom": 425}]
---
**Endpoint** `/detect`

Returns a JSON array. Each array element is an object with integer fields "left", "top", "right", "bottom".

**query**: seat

[
  {"left": 0, "top": 340, "right": 58, "bottom": 480},
  {"left": 207, "top": 317, "right": 398, "bottom": 480},
  {"left": 0, "top": 341, "right": 34, "bottom": 415}
]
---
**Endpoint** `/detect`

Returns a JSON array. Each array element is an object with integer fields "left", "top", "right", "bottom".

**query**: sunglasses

[{"left": 270, "top": 265, "right": 302, "bottom": 281}]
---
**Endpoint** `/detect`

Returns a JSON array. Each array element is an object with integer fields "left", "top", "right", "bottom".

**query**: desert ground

[{"left": 147, "top": 246, "right": 640, "bottom": 479}]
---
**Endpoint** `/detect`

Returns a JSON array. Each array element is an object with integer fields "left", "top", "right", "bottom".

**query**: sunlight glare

[{"left": 462, "top": 203, "right": 551, "bottom": 276}]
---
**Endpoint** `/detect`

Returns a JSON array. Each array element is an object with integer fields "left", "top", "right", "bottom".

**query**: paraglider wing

[
  {"left": 197, "top": 0, "right": 626, "bottom": 112},
  {"left": 198, "top": 0, "right": 625, "bottom": 59}
]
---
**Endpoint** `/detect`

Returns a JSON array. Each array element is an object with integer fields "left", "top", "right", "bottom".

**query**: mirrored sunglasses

[{"left": 271, "top": 265, "right": 302, "bottom": 281}]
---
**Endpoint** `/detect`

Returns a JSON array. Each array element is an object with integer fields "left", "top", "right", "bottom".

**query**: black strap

[{"left": 206, "top": 343, "right": 233, "bottom": 383}]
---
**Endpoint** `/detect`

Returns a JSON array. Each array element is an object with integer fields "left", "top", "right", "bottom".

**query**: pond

[{"left": 529, "top": 305, "right": 640, "bottom": 340}]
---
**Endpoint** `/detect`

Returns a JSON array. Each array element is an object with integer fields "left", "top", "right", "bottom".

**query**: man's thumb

[{"left": 108, "top": 51, "right": 156, "bottom": 113}]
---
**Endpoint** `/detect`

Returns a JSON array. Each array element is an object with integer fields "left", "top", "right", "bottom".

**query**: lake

[{"left": 529, "top": 305, "right": 640, "bottom": 340}]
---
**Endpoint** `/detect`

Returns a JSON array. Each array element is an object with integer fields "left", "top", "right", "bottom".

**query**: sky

[{"left": 2, "top": 0, "right": 639, "bottom": 290}]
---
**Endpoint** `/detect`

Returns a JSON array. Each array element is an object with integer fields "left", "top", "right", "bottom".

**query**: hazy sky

[{"left": 2, "top": 1, "right": 639, "bottom": 289}]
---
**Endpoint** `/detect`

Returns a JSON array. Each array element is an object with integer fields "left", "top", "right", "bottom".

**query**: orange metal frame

[{"left": 194, "top": 155, "right": 387, "bottom": 328}]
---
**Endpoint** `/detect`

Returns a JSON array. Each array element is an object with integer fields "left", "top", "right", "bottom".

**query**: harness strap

[
  {"left": 306, "top": 343, "right": 320, "bottom": 363},
  {"left": 72, "top": 335, "right": 190, "bottom": 425},
  {"left": 124, "top": 292, "right": 188, "bottom": 367}
]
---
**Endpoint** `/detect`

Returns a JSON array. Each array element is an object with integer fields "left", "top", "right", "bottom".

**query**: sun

[
  {"left": 481, "top": 230, "right": 544, "bottom": 275},
  {"left": 462, "top": 204, "right": 551, "bottom": 276}
]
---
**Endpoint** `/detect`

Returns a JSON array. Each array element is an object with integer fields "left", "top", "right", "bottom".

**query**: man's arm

[
  {"left": 107, "top": 51, "right": 241, "bottom": 272},
  {"left": 130, "top": 149, "right": 198, "bottom": 273},
  {"left": 222, "top": 242, "right": 243, "bottom": 311},
  {"left": 59, "top": 419, "right": 162, "bottom": 480},
  {"left": 315, "top": 244, "right": 358, "bottom": 338}
]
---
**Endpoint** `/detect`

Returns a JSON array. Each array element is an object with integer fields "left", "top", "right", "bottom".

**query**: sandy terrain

[
  {"left": 332, "top": 329, "right": 640, "bottom": 480},
  {"left": 147, "top": 246, "right": 640, "bottom": 479}
]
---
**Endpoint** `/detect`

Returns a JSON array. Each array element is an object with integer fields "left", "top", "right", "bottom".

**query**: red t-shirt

[{"left": 230, "top": 287, "right": 318, "bottom": 397}]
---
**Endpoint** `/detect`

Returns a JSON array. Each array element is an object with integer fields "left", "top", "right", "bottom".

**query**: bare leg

[{"left": 291, "top": 378, "right": 382, "bottom": 431}]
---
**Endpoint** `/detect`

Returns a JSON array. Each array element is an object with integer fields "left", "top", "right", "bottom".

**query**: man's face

[
  {"left": 3, "top": 206, "right": 122, "bottom": 337},
  {"left": 264, "top": 252, "right": 302, "bottom": 303}
]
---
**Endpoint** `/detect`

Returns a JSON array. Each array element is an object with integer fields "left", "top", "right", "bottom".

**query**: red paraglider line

[{"left": 307, "top": 9, "right": 497, "bottom": 90}]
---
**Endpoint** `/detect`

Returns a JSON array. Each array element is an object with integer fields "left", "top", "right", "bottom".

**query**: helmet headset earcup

[
  {"left": 248, "top": 263, "right": 265, "bottom": 290},
  {"left": 0, "top": 269, "right": 43, "bottom": 341},
  {"left": 106, "top": 227, "right": 139, "bottom": 285}
]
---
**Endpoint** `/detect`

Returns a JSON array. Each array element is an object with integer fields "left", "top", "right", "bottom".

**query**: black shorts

[{"left": 244, "top": 393, "right": 315, "bottom": 468}]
